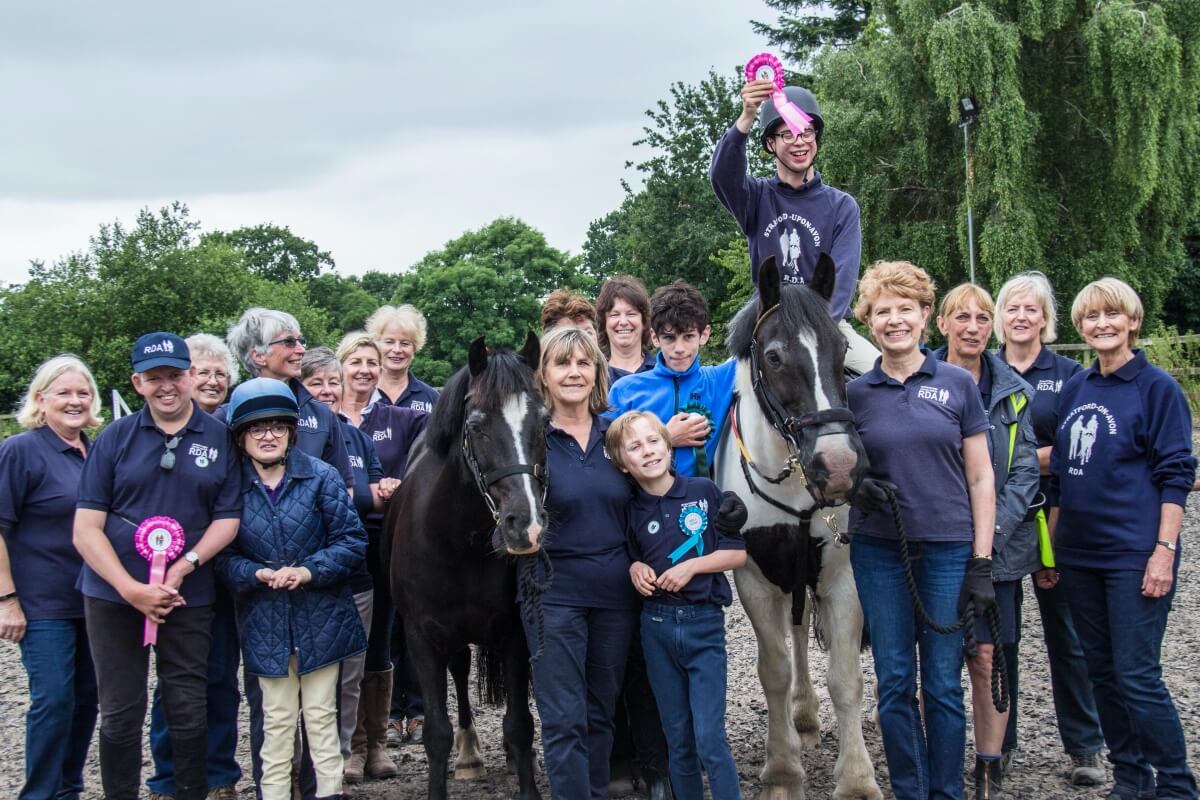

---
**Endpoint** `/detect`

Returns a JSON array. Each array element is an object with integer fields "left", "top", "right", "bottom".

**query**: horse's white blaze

[
  {"left": 795, "top": 328, "right": 833, "bottom": 411},
  {"left": 797, "top": 328, "right": 855, "bottom": 482},
  {"left": 502, "top": 393, "right": 540, "bottom": 527}
]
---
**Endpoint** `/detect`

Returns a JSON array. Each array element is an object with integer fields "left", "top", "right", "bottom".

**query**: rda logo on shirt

[
  {"left": 187, "top": 443, "right": 218, "bottom": 468},
  {"left": 349, "top": 454, "right": 364, "bottom": 469},
  {"left": 410, "top": 400, "right": 433, "bottom": 413},
  {"left": 296, "top": 414, "right": 319, "bottom": 430},
  {"left": 917, "top": 385, "right": 950, "bottom": 405},
  {"left": 1060, "top": 402, "right": 1118, "bottom": 476},
  {"left": 1036, "top": 379, "right": 1064, "bottom": 393},
  {"left": 372, "top": 428, "right": 392, "bottom": 442}
]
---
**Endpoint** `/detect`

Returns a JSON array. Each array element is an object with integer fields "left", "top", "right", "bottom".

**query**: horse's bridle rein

[
  {"left": 732, "top": 303, "right": 856, "bottom": 544},
  {"left": 460, "top": 399, "right": 548, "bottom": 525}
]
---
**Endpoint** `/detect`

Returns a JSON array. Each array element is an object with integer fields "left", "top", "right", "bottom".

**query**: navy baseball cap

[{"left": 131, "top": 332, "right": 191, "bottom": 372}]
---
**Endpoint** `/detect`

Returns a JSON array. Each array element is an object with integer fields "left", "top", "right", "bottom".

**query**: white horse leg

[
  {"left": 452, "top": 725, "right": 484, "bottom": 780},
  {"left": 790, "top": 600, "right": 820, "bottom": 748},
  {"left": 815, "top": 547, "right": 881, "bottom": 800},
  {"left": 736, "top": 559, "right": 807, "bottom": 800}
]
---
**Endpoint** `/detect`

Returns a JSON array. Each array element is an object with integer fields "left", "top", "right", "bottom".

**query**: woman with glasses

[
  {"left": 186, "top": 334, "right": 239, "bottom": 415},
  {"left": 215, "top": 378, "right": 367, "bottom": 800}
]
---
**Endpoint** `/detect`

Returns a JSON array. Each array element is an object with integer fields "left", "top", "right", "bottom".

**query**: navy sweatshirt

[
  {"left": 709, "top": 125, "right": 861, "bottom": 319},
  {"left": 1050, "top": 350, "right": 1196, "bottom": 570}
]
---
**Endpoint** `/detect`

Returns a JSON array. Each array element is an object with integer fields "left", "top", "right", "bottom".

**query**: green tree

[
  {"left": 201, "top": 223, "right": 334, "bottom": 283},
  {"left": 394, "top": 218, "right": 589, "bottom": 386},
  {"left": 753, "top": 0, "right": 873, "bottom": 65},
  {"left": 306, "top": 273, "right": 378, "bottom": 333}
]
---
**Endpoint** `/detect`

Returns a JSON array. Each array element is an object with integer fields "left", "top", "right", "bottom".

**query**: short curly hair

[
  {"left": 854, "top": 260, "right": 937, "bottom": 326},
  {"left": 541, "top": 289, "right": 597, "bottom": 332},
  {"left": 365, "top": 305, "right": 428, "bottom": 353}
]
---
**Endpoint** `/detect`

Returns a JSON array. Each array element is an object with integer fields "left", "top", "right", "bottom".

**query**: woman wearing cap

[
  {"left": 215, "top": 378, "right": 368, "bottom": 800},
  {"left": 1050, "top": 278, "right": 1196, "bottom": 800},
  {"left": 0, "top": 355, "right": 101, "bottom": 800}
]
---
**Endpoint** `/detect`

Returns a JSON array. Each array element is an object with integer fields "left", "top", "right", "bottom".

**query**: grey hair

[
  {"left": 300, "top": 347, "right": 342, "bottom": 382},
  {"left": 226, "top": 307, "right": 302, "bottom": 377},
  {"left": 186, "top": 333, "right": 240, "bottom": 386},
  {"left": 994, "top": 271, "right": 1059, "bottom": 345}
]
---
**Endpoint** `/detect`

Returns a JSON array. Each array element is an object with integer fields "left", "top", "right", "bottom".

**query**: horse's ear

[
  {"left": 811, "top": 252, "right": 837, "bottom": 303},
  {"left": 468, "top": 336, "right": 488, "bottom": 377},
  {"left": 518, "top": 331, "right": 540, "bottom": 369},
  {"left": 758, "top": 256, "right": 781, "bottom": 311}
]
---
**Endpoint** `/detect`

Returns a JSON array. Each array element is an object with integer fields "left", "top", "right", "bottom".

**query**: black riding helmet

[{"left": 759, "top": 85, "right": 825, "bottom": 153}]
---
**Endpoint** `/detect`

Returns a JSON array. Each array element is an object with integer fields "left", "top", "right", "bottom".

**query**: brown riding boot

[{"left": 364, "top": 670, "right": 399, "bottom": 779}]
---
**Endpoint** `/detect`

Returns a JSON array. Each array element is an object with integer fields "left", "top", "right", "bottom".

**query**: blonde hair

[
  {"left": 994, "top": 271, "right": 1059, "bottom": 345},
  {"left": 17, "top": 355, "right": 103, "bottom": 429},
  {"left": 365, "top": 305, "right": 428, "bottom": 352},
  {"left": 605, "top": 411, "right": 672, "bottom": 473},
  {"left": 938, "top": 283, "right": 995, "bottom": 320},
  {"left": 1071, "top": 277, "right": 1143, "bottom": 345},
  {"left": 854, "top": 260, "right": 937, "bottom": 325},
  {"left": 538, "top": 327, "right": 610, "bottom": 416},
  {"left": 335, "top": 331, "right": 381, "bottom": 365}
]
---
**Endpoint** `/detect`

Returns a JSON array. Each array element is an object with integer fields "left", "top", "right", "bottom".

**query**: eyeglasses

[
  {"left": 770, "top": 128, "right": 817, "bottom": 144},
  {"left": 196, "top": 369, "right": 230, "bottom": 383},
  {"left": 267, "top": 336, "right": 307, "bottom": 349},
  {"left": 247, "top": 423, "right": 290, "bottom": 440},
  {"left": 160, "top": 435, "right": 181, "bottom": 471}
]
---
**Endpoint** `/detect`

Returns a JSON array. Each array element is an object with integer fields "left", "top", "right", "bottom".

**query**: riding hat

[
  {"left": 227, "top": 377, "right": 299, "bottom": 435},
  {"left": 759, "top": 85, "right": 824, "bottom": 152}
]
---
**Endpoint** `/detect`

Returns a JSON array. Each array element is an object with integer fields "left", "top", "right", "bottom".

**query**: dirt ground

[{"left": 2, "top": 497, "right": 1198, "bottom": 799}]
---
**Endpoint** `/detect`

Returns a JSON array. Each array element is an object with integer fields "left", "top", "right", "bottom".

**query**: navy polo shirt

[
  {"left": 626, "top": 475, "right": 744, "bottom": 607},
  {"left": 608, "top": 352, "right": 657, "bottom": 388},
  {"left": 358, "top": 403, "right": 429, "bottom": 478},
  {"left": 374, "top": 374, "right": 439, "bottom": 413},
  {"left": 538, "top": 415, "right": 639, "bottom": 610},
  {"left": 848, "top": 353, "right": 990, "bottom": 542},
  {"left": 998, "top": 345, "right": 1083, "bottom": 506},
  {"left": 339, "top": 417, "right": 382, "bottom": 594},
  {"left": 76, "top": 402, "right": 242, "bottom": 606},
  {"left": 0, "top": 427, "right": 89, "bottom": 620}
]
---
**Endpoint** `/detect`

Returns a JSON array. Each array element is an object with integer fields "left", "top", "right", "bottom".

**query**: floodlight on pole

[{"left": 959, "top": 96, "right": 979, "bottom": 285}]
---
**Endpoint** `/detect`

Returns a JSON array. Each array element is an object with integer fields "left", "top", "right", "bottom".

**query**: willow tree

[{"left": 779, "top": 0, "right": 1200, "bottom": 328}]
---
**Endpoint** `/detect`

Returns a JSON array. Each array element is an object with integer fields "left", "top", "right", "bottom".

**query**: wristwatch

[
  {"left": 1156, "top": 540, "right": 1178, "bottom": 552},
  {"left": 184, "top": 551, "right": 202, "bottom": 568}
]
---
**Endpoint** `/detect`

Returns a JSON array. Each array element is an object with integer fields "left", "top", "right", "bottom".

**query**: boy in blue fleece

[
  {"left": 607, "top": 411, "right": 747, "bottom": 800},
  {"left": 607, "top": 280, "right": 736, "bottom": 478}
]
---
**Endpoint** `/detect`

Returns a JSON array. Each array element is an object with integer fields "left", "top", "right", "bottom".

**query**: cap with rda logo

[{"left": 132, "top": 332, "right": 192, "bottom": 372}]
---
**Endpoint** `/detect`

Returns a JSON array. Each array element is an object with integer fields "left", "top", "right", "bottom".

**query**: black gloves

[
  {"left": 957, "top": 557, "right": 997, "bottom": 619},
  {"left": 716, "top": 491, "right": 748, "bottom": 533},
  {"left": 851, "top": 478, "right": 897, "bottom": 514}
]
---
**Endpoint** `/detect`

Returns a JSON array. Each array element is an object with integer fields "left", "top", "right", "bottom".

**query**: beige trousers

[{"left": 259, "top": 656, "right": 343, "bottom": 800}]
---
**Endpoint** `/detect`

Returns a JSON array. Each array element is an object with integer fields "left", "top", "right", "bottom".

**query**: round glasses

[
  {"left": 771, "top": 128, "right": 817, "bottom": 144},
  {"left": 247, "top": 423, "right": 290, "bottom": 440}
]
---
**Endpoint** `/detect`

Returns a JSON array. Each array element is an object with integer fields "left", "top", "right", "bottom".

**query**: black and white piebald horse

[
  {"left": 389, "top": 334, "right": 547, "bottom": 800},
  {"left": 715, "top": 256, "right": 881, "bottom": 800}
]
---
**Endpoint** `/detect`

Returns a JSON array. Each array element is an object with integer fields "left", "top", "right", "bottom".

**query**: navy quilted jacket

[{"left": 215, "top": 449, "right": 367, "bottom": 677}]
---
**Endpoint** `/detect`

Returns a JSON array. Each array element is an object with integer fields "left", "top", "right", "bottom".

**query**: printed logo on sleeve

[{"left": 916, "top": 385, "right": 950, "bottom": 405}]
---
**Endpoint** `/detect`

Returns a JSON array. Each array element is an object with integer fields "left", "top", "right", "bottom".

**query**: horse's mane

[
  {"left": 425, "top": 348, "right": 538, "bottom": 455},
  {"left": 725, "top": 284, "right": 842, "bottom": 360}
]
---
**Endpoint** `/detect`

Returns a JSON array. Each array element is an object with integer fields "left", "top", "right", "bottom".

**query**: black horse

[{"left": 389, "top": 334, "right": 547, "bottom": 800}]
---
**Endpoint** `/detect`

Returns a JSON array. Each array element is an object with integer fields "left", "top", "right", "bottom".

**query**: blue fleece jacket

[
  {"left": 709, "top": 125, "right": 861, "bottom": 319},
  {"left": 1050, "top": 350, "right": 1196, "bottom": 570},
  {"left": 606, "top": 354, "right": 737, "bottom": 478}
]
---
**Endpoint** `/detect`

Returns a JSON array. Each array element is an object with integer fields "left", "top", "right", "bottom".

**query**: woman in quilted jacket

[{"left": 215, "top": 378, "right": 367, "bottom": 800}]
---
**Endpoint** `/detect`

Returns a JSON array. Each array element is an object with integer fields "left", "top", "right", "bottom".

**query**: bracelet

[
  {"left": 972, "top": 553, "right": 993, "bottom": 560},
  {"left": 0, "top": 592, "right": 17, "bottom": 603},
  {"left": 1156, "top": 540, "right": 1178, "bottom": 552}
]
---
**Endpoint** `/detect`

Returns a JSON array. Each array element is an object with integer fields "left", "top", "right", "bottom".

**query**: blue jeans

[
  {"left": 1060, "top": 566, "right": 1197, "bottom": 800},
  {"left": 147, "top": 594, "right": 243, "bottom": 794},
  {"left": 851, "top": 535, "right": 969, "bottom": 800},
  {"left": 640, "top": 603, "right": 739, "bottom": 800},
  {"left": 1002, "top": 577, "right": 1103, "bottom": 755},
  {"left": 524, "top": 603, "right": 637, "bottom": 800},
  {"left": 18, "top": 619, "right": 98, "bottom": 800}
]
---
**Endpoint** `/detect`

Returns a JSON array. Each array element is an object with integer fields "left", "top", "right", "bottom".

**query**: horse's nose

[
  {"left": 525, "top": 521, "right": 542, "bottom": 551},
  {"left": 813, "top": 436, "right": 859, "bottom": 499}
]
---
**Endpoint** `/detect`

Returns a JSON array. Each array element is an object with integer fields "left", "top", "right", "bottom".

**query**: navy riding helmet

[
  {"left": 759, "top": 85, "right": 825, "bottom": 152},
  {"left": 227, "top": 377, "right": 299, "bottom": 434}
]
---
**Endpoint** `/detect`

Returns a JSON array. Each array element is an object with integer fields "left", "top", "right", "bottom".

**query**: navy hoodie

[
  {"left": 1050, "top": 350, "right": 1196, "bottom": 570},
  {"left": 709, "top": 125, "right": 861, "bottom": 319}
]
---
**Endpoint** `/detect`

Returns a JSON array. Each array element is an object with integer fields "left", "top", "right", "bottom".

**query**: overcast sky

[{"left": 0, "top": 1, "right": 775, "bottom": 284}]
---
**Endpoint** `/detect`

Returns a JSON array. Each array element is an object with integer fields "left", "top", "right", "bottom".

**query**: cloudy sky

[{"left": 0, "top": 1, "right": 775, "bottom": 284}]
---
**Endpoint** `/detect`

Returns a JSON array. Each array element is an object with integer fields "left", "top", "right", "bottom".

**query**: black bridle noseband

[{"left": 461, "top": 422, "right": 548, "bottom": 524}]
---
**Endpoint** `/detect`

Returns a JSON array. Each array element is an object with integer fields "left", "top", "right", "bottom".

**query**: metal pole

[{"left": 961, "top": 121, "right": 976, "bottom": 285}]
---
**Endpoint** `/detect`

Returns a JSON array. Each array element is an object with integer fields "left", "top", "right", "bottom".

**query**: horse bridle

[
  {"left": 734, "top": 303, "right": 856, "bottom": 542},
  {"left": 460, "top": 404, "right": 548, "bottom": 524}
]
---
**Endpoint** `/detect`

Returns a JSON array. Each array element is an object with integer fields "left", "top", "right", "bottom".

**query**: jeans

[
  {"left": 1002, "top": 577, "right": 1103, "bottom": 756},
  {"left": 851, "top": 535, "right": 969, "bottom": 800},
  {"left": 18, "top": 618, "right": 98, "bottom": 800},
  {"left": 1060, "top": 566, "right": 1197, "bottom": 800},
  {"left": 525, "top": 602, "right": 638, "bottom": 800},
  {"left": 147, "top": 592, "right": 243, "bottom": 794},
  {"left": 640, "top": 603, "right": 739, "bottom": 800}
]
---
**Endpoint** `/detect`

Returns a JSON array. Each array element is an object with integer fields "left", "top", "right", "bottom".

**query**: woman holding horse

[
  {"left": 932, "top": 283, "right": 1040, "bottom": 799},
  {"left": 993, "top": 272, "right": 1105, "bottom": 785},
  {"left": 1050, "top": 278, "right": 1196, "bottom": 800},
  {"left": 532, "top": 326, "right": 640, "bottom": 800},
  {"left": 847, "top": 260, "right": 997, "bottom": 800},
  {"left": 0, "top": 355, "right": 101, "bottom": 800}
]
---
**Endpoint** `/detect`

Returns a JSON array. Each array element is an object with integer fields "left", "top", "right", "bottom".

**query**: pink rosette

[
  {"left": 134, "top": 516, "right": 186, "bottom": 646},
  {"left": 745, "top": 52, "right": 813, "bottom": 137}
]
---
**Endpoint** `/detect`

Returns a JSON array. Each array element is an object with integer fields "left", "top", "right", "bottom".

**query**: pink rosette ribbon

[
  {"left": 745, "top": 52, "right": 813, "bottom": 137},
  {"left": 134, "top": 516, "right": 186, "bottom": 646}
]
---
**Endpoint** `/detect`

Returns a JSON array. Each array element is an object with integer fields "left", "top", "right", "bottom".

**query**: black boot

[
  {"left": 974, "top": 755, "right": 1009, "bottom": 799},
  {"left": 643, "top": 767, "right": 675, "bottom": 800},
  {"left": 98, "top": 734, "right": 142, "bottom": 800},
  {"left": 171, "top": 733, "right": 209, "bottom": 800}
]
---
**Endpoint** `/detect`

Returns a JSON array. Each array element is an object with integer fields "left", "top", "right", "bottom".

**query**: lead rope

[
  {"left": 516, "top": 549, "right": 554, "bottom": 663},
  {"left": 884, "top": 487, "right": 1010, "bottom": 713}
]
